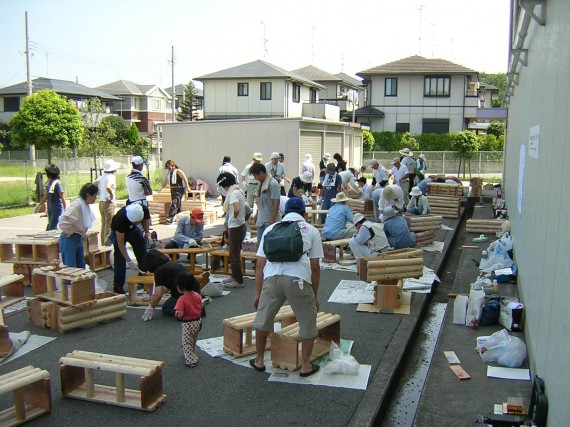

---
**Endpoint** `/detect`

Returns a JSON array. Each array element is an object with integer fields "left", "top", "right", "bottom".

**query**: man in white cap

[
  {"left": 400, "top": 148, "right": 416, "bottom": 188},
  {"left": 288, "top": 171, "right": 313, "bottom": 198},
  {"left": 348, "top": 213, "right": 390, "bottom": 259},
  {"left": 383, "top": 206, "right": 416, "bottom": 249},
  {"left": 390, "top": 157, "right": 410, "bottom": 203},
  {"left": 241, "top": 152, "right": 263, "bottom": 208},
  {"left": 379, "top": 184, "right": 405, "bottom": 220},
  {"left": 110, "top": 203, "right": 151, "bottom": 294},
  {"left": 369, "top": 159, "right": 389, "bottom": 222},
  {"left": 93, "top": 159, "right": 120, "bottom": 246},
  {"left": 321, "top": 192, "right": 354, "bottom": 241},
  {"left": 126, "top": 155, "right": 152, "bottom": 207},
  {"left": 407, "top": 186, "right": 431, "bottom": 215},
  {"left": 266, "top": 152, "right": 287, "bottom": 195},
  {"left": 319, "top": 153, "right": 331, "bottom": 183},
  {"left": 301, "top": 153, "right": 315, "bottom": 180}
]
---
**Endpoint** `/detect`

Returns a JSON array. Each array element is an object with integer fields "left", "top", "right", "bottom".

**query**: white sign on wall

[
  {"left": 518, "top": 144, "right": 525, "bottom": 215},
  {"left": 528, "top": 125, "right": 540, "bottom": 159}
]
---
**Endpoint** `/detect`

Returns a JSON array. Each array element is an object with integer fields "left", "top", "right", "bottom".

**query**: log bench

[
  {"left": 358, "top": 248, "right": 424, "bottom": 282},
  {"left": 59, "top": 350, "right": 166, "bottom": 412},
  {"left": 210, "top": 249, "right": 230, "bottom": 274},
  {"left": 158, "top": 247, "right": 211, "bottom": 273},
  {"left": 240, "top": 252, "right": 258, "bottom": 277},
  {"left": 0, "top": 274, "right": 25, "bottom": 323},
  {"left": 31, "top": 266, "right": 96, "bottom": 307},
  {"left": 0, "top": 237, "right": 60, "bottom": 265},
  {"left": 465, "top": 219, "right": 506, "bottom": 234},
  {"left": 0, "top": 365, "right": 52, "bottom": 426},
  {"left": 125, "top": 271, "right": 210, "bottom": 306},
  {"left": 322, "top": 239, "right": 351, "bottom": 263},
  {"left": 406, "top": 214, "right": 443, "bottom": 232},
  {"left": 271, "top": 312, "right": 341, "bottom": 371},
  {"left": 223, "top": 306, "right": 297, "bottom": 357}
]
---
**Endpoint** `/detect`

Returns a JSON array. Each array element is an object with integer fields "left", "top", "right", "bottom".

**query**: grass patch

[{"left": 0, "top": 205, "right": 35, "bottom": 219}]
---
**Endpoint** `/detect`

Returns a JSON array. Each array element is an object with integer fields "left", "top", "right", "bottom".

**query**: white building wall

[{"left": 504, "top": 1, "right": 570, "bottom": 425}]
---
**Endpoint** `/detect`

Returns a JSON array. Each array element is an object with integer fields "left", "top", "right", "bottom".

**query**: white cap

[
  {"left": 270, "top": 152, "right": 280, "bottom": 159},
  {"left": 353, "top": 213, "right": 366, "bottom": 225},
  {"left": 103, "top": 159, "right": 120, "bottom": 172},
  {"left": 369, "top": 159, "right": 379, "bottom": 167},
  {"left": 300, "top": 171, "right": 313, "bottom": 183},
  {"left": 323, "top": 153, "right": 331, "bottom": 160},
  {"left": 305, "top": 153, "right": 312, "bottom": 160},
  {"left": 126, "top": 204, "right": 144, "bottom": 222},
  {"left": 131, "top": 156, "right": 144, "bottom": 166}
]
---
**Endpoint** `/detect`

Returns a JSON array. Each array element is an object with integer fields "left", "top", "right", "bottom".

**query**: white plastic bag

[
  {"left": 479, "top": 236, "right": 513, "bottom": 273},
  {"left": 201, "top": 281, "right": 223, "bottom": 297},
  {"left": 465, "top": 287, "right": 486, "bottom": 327},
  {"left": 476, "top": 329, "right": 527, "bottom": 368},
  {"left": 323, "top": 341, "right": 360, "bottom": 375}
]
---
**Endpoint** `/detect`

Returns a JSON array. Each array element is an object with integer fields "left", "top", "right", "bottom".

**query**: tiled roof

[
  {"left": 0, "top": 77, "right": 121, "bottom": 100},
  {"left": 95, "top": 80, "right": 144, "bottom": 95},
  {"left": 196, "top": 60, "right": 326, "bottom": 89},
  {"left": 349, "top": 106, "right": 385, "bottom": 117},
  {"left": 335, "top": 72, "right": 364, "bottom": 88},
  {"left": 165, "top": 83, "right": 204, "bottom": 97},
  {"left": 292, "top": 65, "right": 342, "bottom": 82},
  {"left": 358, "top": 55, "right": 477, "bottom": 76}
]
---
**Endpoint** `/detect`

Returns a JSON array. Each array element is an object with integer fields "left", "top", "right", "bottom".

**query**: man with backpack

[{"left": 250, "top": 198, "right": 323, "bottom": 377}]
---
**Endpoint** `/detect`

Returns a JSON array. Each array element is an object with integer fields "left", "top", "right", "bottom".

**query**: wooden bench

[
  {"left": 0, "top": 237, "right": 60, "bottom": 265},
  {"left": 125, "top": 271, "right": 210, "bottom": 306},
  {"left": 406, "top": 214, "right": 443, "bottom": 232},
  {"left": 0, "top": 365, "right": 52, "bottom": 426},
  {"left": 158, "top": 247, "right": 211, "bottom": 273},
  {"left": 358, "top": 248, "right": 424, "bottom": 282},
  {"left": 240, "top": 252, "right": 258, "bottom": 277},
  {"left": 60, "top": 350, "right": 166, "bottom": 412},
  {"left": 322, "top": 238, "right": 351, "bottom": 263},
  {"left": 223, "top": 306, "right": 297, "bottom": 357},
  {"left": 271, "top": 312, "right": 341, "bottom": 371},
  {"left": 0, "top": 274, "right": 25, "bottom": 323},
  {"left": 305, "top": 209, "right": 329, "bottom": 225},
  {"left": 210, "top": 249, "right": 230, "bottom": 274},
  {"left": 466, "top": 219, "right": 505, "bottom": 234},
  {"left": 31, "top": 266, "right": 96, "bottom": 307}
]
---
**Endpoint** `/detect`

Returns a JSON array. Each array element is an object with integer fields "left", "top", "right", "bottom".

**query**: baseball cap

[
  {"left": 131, "top": 156, "right": 144, "bottom": 166},
  {"left": 191, "top": 209, "right": 205, "bottom": 224},
  {"left": 270, "top": 152, "right": 280, "bottom": 159},
  {"left": 253, "top": 152, "right": 263, "bottom": 161},
  {"left": 125, "top": 204, "right": 144, "bottom": 222},
  {"left": 285, "top": 197, "right": 306, "bottom": 214},
  {"left": 353, "top": 213, "right": 366, "bottom": 225}
]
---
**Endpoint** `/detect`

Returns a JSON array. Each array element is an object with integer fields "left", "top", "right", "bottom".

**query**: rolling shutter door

[
  {"left": 353, "top": 136, "right": 362, "bottom": 168},
  {"left": 299, "top": 131, "right": 322, "bottom": 176},
  {"left": 325, "top": 134, "right": 343, "bottom": 161}
]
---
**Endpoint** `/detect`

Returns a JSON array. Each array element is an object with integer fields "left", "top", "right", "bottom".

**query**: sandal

[
  {"left": 249, "top": 359, "right": 266, "bottom": 372},
  {"left": 300, "top": 363, "right": 320, "bottom": 377}
]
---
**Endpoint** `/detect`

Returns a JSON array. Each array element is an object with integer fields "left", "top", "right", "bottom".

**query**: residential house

[
  {"left": 355, "top": 55, "right": 481, "bottom": 134},
  {"left": 165, "top": 82, "right": 204, "bottom": 120},
  {"left": 0, "top": 77, "right": 120, "bottom": 122},
  {"left": 95, "top": 80, "right": 173, "bottom": 134},
  {"left": 292, "top": 65, "right": 364, "bottom": 115}
]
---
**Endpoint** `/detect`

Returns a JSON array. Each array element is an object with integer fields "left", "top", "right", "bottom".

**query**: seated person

[
  {"left": 383, "top": 207, "right": 416, "bottom": 249},
  {"left": 321, "top": 192, "right": 354, "bottom": 241},
  {"left": 188, "top": 177, "right": 212, "bottom": 198},
  {"left": 357, "top": 177, "right": 372, "bottom": 200},
  {"left": 165, "top": 209, "right": 205, "bottom": 249},
  {"left": 288, "top": 171, "right": 313, "bottom": 198},
  {"left": 348, "top": 213, "right": 390, "bottom": 259},
  {"left": 407, "top": 186, "right": 431, "bottom": 215},
  {"left": 296, "top": 188, "right": 314, "bottom": 207}
]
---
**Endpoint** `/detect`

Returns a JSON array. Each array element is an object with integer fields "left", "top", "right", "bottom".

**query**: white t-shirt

[
  {"left": 228, "top": 189, "right": 246, "bottom": 228},
  {"left": 391, "top": 164, "right": 409, "bottom": 184},
  {"left": 97, "top": 173, "right": 116, "bottom": 202},
  {"left": 257, "top": 212, "right": 324, "bottom": 284}
]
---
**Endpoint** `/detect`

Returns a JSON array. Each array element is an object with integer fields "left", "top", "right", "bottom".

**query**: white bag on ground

[
  {"left": 453, "top": 295, "right": 469, "bottom": 324},
  {"left": 479, "top": 235, "right": 514, "bottom": 273},
  {"left": 201, "top": 281, "right": 223, "bottom": 297},
  {"left": 324, "top": 341, "right": 360, "bottom": 375},
  {"left": 465, "top": 287, "right": 486, "bottom": 327},
  {"left": 476, "top": 329, "right": 527, "bottom": 368}
]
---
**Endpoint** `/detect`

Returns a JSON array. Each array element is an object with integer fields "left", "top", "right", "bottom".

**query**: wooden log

[
  {"left": 57, "top": 309, "right": 126, "bottom": 333},
  {"left": 59, "top": 303, "right": 126, "bottom": 324},
  {"left": 58, "top": 294, "right": 127, "bottom": 316},
  {"left": 58, "top": 353, "right": 153, "bottom": 376},
  {"left": 69, "top": 350, "right": 164, "bottom": 368},
  {"left": 366, "top": 271, "right": 423, "bottom": 281},
  {"left": 366, "top": 258, "right": 424, "bottom": 268},
  {"left": 0, "top": 369, "right": 50, "bottom": 395}
]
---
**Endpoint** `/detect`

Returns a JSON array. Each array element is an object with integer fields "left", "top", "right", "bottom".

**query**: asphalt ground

[{"left": 0, "top": 203, "right": 459, "bottom": 426}]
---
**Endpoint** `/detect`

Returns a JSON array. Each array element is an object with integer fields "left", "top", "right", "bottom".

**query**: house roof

[
  {"left": 165, "top": 83, "right": 204, "bottom": 98},
  {"left": 0, "top": 77, "right": 121, "bottom": 100},
  {"left": 335, "top": 72, "right": 364, "bottom": 88},
  {"left": 292, "top": 65, "right": 342, "bottom": 82},
  {"left": 196, "top": 60, "right": 326, "bottom": 89},
  {"left": 96, "top": 80, "right": 171, "bottom": 98},
  {"left": 479, "top": 82, "right": 499, "bottom": 91},
  {"left": 358, "top": 55, "right": 477, "bottom": 76},
  {"left": 345, "top": 106, "right": 385, "bottom": 118}
]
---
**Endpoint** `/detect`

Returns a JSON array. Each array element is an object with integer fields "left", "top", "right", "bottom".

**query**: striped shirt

[{"left": 126, "top": 169, "right": 152, "bottom": 203}]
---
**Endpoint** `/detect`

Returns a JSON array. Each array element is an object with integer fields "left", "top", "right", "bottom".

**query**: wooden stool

[
  {"left": 210, "top": 249, "right": 230, "bottom": 274},
  {"left": 322, "top": 239, "right": 351, "bottom": 263},
  {"left": 0, "top": 365, "right": 52, "bottom": 426},
  {"left": 374, "top": 279, "right": 403, "bottom": 311},
  {"left": 223, "top": 306, "right": 297, "bottom": 357},
  {"left": 60, "top": 350, "right": 166, "bottom": 412},
  {"left": 31, "top": 267, "right": 96, "bottom": 307},
  {"left": 159, "top": 248, "right": 211, "bottom": 273},
  {"left": 240, "top": 252, "right": 258, "bottom": 277},
  {"left": 271, "top": 312, "right": 341, "bottom": 371},
  {"left": 125, "top": 275, "right": 156, "bottom": 306},
  {"left": 0, "top": 274, "right": 25, "bottom": 322}
]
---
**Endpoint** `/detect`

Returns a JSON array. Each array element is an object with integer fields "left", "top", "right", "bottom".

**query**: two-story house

[
  {"left": 165, "top": 82, "right": 204, "bottom": 120},
  {"left": 0, "top": 77, "right": 120, "bottom": 122},
  {"left": 355, "top": 55, "right": 481, "bottom": 134},
  {"left": 292, "top": 65, "right": 364, "bottom": 115},
  {"left": 95, "top": 80, "right": 173, "bottom": 134}
]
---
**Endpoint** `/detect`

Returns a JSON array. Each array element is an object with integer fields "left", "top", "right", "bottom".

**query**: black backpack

[{"left": 263, "top": 221, "right": 304, "bottom": 262}]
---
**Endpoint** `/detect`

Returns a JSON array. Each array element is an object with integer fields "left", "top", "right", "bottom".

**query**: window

[
  {"left": 424, "top": 76, "right": 451, "bottom": 96},
  {"left": 293, "top": 84, "right": 300, "bottom": 103},
  {"left": 238, "top": 83, "right": 249, "bottom": 96},
  {"left": 3, "top": 97, "right": 20, "bottom": 112},
  {"left": 133, "top": 97, "right": 139, "bottom": 109},
  {"left": 154, "top": 99, "right": 161, "bottom": 110},
  {"left": 422, "top": 119, "right": 449, "bottom": 134},
  {"left": 310, "top": 89, "right": 317, "bottom": 103},
  {"left": 396, "top": 123, "right": 409, "bottom": 133},
  {"left": 385, "top": 78, "right": 398, "bottom": 96},
  {"left": 260, "top": 82, "right": 272, "bottom": 100}
]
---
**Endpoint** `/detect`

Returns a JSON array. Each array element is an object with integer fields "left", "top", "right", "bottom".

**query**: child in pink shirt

[{"left": 174, "top": 271, "right": 203, "bottom": 368}]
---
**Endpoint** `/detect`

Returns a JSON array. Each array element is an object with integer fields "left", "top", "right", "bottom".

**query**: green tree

[
  {"left": 363, "top": 130, "right": 374, "bottom": 151},
  {"left": 99, "top": 115, "right": 130, "bottom": 149},
  {"left": 480, "top": 73, "right": 507, "bottom": 105},
  {"left": 451, "top": 130, "right": 480, "bottom": 177},
  {"left": 478, "top": 134, "right": 498, "bottom": 151},
  {"left": 0, "top": 120, "right": 10, "bottom": 152},
  {"left": 80, "top": 98, "right": 118, "bottom": 167},
  {"left": 371, "top": 131, "right": 401, "bottom": 151},
  {"left": 486, "top": 120, "right": 505, "bottom": 138},
  {"left": 399, "top": 132, "right": 420, "bottom": 152},
  {"left": 132, "top": 136, "right": 151, "bottom": 161},
  {"left": 10, "top": 89, "right": 84, "bottom": 163},
  {"left": 127, "top": 123, "right": 140, "bottom": 146},
  {"left": 177, "top": 81, "right": 199, "bottom": 121}
]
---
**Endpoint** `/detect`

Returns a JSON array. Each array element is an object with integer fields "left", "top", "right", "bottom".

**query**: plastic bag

[
  {"left": 479, "top": 236, "right": 514, "bottom": 273},
  {"left": 466, "top": 286, "right": 486, "bottom": 328},
  {"left": 476, "top": 329, "right": 527, "bottom": 368},
  {"left": 201, "top": 281, "right": 223, "bottom": 297},
  {"left": 323, "top": 341, "right": 360, "bottom": 375}
]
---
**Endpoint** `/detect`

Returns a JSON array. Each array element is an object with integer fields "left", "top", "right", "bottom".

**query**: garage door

[
  {"left": 324, "top": 133, "right": 343, "bottom": 162},
  {"left": 299, "top": 131, "right": 322, "bottom": 176},
  {"left": 353, "top": 135, "right": 362, "bottom": 168}
]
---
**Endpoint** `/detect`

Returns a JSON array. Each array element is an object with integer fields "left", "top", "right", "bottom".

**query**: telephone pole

[
  {"left": 171, "top": 46, "right": 175, "bottom": 122},
  {"left": 25, "top": 11, "right": 36, "bottom": 167}
]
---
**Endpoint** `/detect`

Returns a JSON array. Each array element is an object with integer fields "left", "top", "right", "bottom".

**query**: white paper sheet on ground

[
  {"left": 441, "top": 225, "right": 454, "bottom": 231},
  {"left": 494, "top": 267, "right": 513, "bottom": 276},
  {"left": 268, "top": 364, "right": 371, "bottom": 390},
  {"left": 0, "top": 334, "right": 57, "bottom": 365},
  {"left": 421, "top": 241, "right": 445, "bottom": 252},
  {"left": 319, "top": 261, "right": 358, "bottom": 272},
  {"left": 3, "top": 297, "right": 32, "bottom": 316},
  {"left": 403, "top": 266, "right": 440, "bottom": 293},
  {"left": 328, "top": 280, "right": 375, "bottom": 304},
  {"left": 487, "top": 366, "right": 530, "bottom": 380}
]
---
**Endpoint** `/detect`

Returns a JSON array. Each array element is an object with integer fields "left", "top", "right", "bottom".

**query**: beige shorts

[{"left": 252, "top": 275, "right": 317, "bottom": 339}]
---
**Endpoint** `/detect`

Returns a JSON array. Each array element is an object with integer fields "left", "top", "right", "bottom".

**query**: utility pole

[
  {"left": 261, "top": 22, "right": 268, "bottom": 59},
  {"left": 171, "top": 46, "right": 175, "bottom": 122},
  {"left": 418, "top": 5, "right": 424, "bottom": 55},
  {"left": 25, "top": 11, "right": 36, "bottom": 167}
]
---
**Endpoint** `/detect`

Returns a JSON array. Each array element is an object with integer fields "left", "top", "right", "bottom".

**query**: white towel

[{"left": 78, "top": 197, "right": 96, "bottom": 229}]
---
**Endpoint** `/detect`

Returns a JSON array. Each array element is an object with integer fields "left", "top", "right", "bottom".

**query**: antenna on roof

[
  {"left": 311, "top": 25, "right": 316, "bottom": 64},
  {"left": 341, "top": 54, "right": 344, "bottom": 72},
  {"left": 418, "top": 5, "right": 424, "bottom": 55},
  {"left": 261, "top": 21, "right": 268, "bottom": 59}
]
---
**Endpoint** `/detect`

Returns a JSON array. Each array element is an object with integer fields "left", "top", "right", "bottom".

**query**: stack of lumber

[
  {"left": 406, "top": 214, "right": 443, "bottom": 232},
  {"left": 415, "top": 230, "right": 436, "bottom": 247},
  {"left": 466, "top": 219, "right": 506, "bottom": 234},
  {"left": 427, "top": 182, "right": 463, "bottom": 197},
  {"left": 347, "top": 198, "right": 373, "bottom": 214},
  {"left": 147, "top": 201, "right": 170, "bottom": 224},
  {"left": 149, "top": 192, "right": 172, "bottom": 203},
  {"left": 358, "top": 248, "right": 424, "bottom": 282},
  {"left": 346, "top": 188, "right": 361, "bottom": 199},
  {"left": 427, "top": 195, "right": 461, "bottom": 218},
  {"left": 181, "top": 200, "right": 206, "bottom": 211}
]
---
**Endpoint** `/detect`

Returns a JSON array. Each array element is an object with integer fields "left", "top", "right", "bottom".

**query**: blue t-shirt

[
  {"left": 322, "top": 203, "right": 354, "bottom": 240},
  {"left": 384, "top": 216, "right": 416, "bottom": 249},
  {"left": 45, "top": 180, "right": 64, "bottom": 211}
]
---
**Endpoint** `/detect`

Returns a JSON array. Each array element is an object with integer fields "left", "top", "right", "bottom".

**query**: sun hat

[
  {"left": 410, "top": 186, "right": 422, "bottom": 197},
  {"left": 323, "top": 153, "right": 331, "bottom": 160},
  {"left": 399, "top": 148, "right": 413, "bottom": 157},
  {"left": 419, "top": 154, "right": 426, "bottom": 160},
  {"left": 305, "top": 153, "right": 312, "bottom": 160},
  {"left": 383, "top": 206, "right": 396, "bottom": 220},
  {"left": 391, "top": 157, "right": 400, "bottom": 165},
  {"left": 369, "top": 159, "right": 379, "bottom": 167},
  {"left": 326, "top": 163, "right": 336, "bottom": 174},
  {"left": 103, "top": 160, "right": 120, "bottom": 172},
  {"left": 331, "top": 192, "right": 349, "bottom": 203},
  {"left": 191, "top": 209, "right": 205, "bottom": 224},
  {"left": 285, "top": 197, "right": 306, "bottom": 214},
  {"left": 253, "top": 152, "right": 263, "bottom": 161},
  {"left": 125, "top": 204, "right": 144, "bottom": 222},
  {"left": 270, "top": 152, "right": 280, "bottom": 160},
  {"left": 353, "top": 213, "right": 366, "bottom": 225},
  {"left": 131, "top": 156, "right": 144, "bottom": 166},
  {"left": 300, "top": 171, "right": 313, "bottom": 183}
]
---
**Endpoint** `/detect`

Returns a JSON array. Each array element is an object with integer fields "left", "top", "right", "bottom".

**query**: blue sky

[{"left": 0, "top": 0, "right": 511, "bottom": 89}]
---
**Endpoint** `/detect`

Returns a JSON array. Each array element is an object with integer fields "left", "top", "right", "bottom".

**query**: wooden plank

[
  {"left": 443, "top": 351, "right": 461, "bottom": 365},
  {"left": 449, "top": 365, "right": 471, "bottom": 380}
]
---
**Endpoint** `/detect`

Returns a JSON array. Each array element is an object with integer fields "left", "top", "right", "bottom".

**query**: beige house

[{"left": 356, "top": 55, "right": 481, "bottom": 134}]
